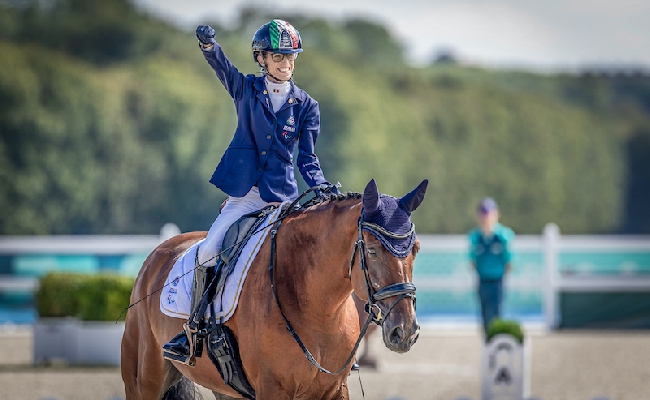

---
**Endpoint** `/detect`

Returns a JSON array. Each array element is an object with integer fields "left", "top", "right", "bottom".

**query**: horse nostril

[{"left": 389, "top": 326, "right": 404, "bottom": 344}]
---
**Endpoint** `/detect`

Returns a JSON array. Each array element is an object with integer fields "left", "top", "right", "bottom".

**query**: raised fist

[{"left": 196, "top": 25, "right": 215, "bottom": 45}]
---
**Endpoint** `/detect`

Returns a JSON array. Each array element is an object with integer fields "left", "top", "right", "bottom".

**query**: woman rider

[{"left": 163, "top": 19, "right": 338, "bottom": 364}]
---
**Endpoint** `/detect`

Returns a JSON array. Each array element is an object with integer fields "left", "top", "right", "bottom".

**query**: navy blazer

[{"left": 202, "top": 43, "right": 329, "bottom": 203}]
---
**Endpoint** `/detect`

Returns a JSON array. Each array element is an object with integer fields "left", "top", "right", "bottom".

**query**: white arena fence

[{"left": 1, "top": 223, "right": 649, "bottom": 330}]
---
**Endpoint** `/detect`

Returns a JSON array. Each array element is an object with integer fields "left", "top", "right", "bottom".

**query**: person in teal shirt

[{"left": 468, "top": 197, "right": 515, "bottom": 336}]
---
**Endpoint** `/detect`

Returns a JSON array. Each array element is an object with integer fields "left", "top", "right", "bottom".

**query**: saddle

[
  {"left": 188, "top": 205, "right": 278, "bottom": 399},
  {"left": 220, "top": 209, "right": 265, "bottom": 267}
]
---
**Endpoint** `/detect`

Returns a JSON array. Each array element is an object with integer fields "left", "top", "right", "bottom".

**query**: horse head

[{"left": 352, "top": 178, "right": 428, "bottom": 353}]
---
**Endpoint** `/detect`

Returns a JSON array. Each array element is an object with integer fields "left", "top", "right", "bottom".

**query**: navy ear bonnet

[
  {"left": 361, "top": 179, "right": 428, "bottom": 258},
  {"left": 362, "top": 195, "right": 416, "bottom": 257}
]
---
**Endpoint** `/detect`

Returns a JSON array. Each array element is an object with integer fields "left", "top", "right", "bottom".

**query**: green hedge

[
  {"left": 35, "top": 272, "right": 134, "bottom": 321},
  {"left": 486, "top": 318, "right": 525, "bottom": 344}
]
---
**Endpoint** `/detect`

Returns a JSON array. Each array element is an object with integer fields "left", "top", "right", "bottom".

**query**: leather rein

[{"left": 268, "top": 211, "right": 417, "bottom": 375}]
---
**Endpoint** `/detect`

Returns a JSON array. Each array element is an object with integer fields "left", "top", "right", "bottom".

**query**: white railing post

[{"left": 543, "top": 223, "right": 560, "bottom": 330}]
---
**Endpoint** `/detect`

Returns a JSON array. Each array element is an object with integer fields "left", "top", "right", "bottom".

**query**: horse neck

[{"left": 278, "top": 199, "right": 361, "bottom": 320}]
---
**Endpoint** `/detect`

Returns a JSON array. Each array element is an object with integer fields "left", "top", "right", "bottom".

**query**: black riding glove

[
  {"left": 196, "top": 25, "right": 216, "bottom": 49},
  {"left": 313, "top": 183, "right": 341, "bottom": 199}
]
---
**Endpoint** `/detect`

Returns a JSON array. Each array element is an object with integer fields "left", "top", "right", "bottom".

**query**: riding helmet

[{"left": 252, "top": 19, "right": 303, "bottom": 62}]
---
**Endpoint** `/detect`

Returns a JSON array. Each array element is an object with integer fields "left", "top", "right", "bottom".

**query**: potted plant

[
  {"left": 486, "top": 318, "right": 525, "bottom": 344},
  {"left": 33, "top": 272, "right": 133, "bottom": 365},
  {"left": 481, "top": 318, "right": 528, "bottom": 400}
]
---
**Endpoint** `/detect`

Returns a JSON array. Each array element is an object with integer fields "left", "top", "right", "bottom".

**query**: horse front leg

[
  {"left": 335, "top": 381, "right": 350, "bottom": 400},
  {"left": 317, "top": 380, "right": 351, "bottom": 400}
]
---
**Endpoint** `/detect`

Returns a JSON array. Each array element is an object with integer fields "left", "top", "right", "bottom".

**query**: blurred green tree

[{"left": 1, "top": 1, "right": 649, "bottom": 235}]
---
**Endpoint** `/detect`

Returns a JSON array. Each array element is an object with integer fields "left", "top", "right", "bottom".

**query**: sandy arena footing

[{"left": 1, "top": 324, "right": 649, "bottom": 400}]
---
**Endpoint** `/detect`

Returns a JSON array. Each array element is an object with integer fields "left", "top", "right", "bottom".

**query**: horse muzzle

[{"left": 383, "top": 317, "right": 420, "bottom": 353}]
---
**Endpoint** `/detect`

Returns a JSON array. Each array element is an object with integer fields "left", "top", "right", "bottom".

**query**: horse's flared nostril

[{"left": 389, "top": 326, "right": 404, "bottom": 344}]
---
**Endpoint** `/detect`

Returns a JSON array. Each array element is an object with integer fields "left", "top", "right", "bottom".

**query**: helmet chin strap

[{"left": 260, "top": 62, "right": 292, "bottom": 83}]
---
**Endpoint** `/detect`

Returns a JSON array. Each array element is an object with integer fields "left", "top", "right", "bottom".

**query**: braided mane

[{"left": 298, "top": 192, "right": 362, "bottom": 211}]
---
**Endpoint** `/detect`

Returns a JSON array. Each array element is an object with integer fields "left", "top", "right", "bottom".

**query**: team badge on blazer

[{"left": 282, "top": 116, "right": 296, "bottom": 140}]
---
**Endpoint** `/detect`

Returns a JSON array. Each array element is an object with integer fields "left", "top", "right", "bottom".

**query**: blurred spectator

[{"left": 468, "top": 197, "right": 515, "bottom": 336}]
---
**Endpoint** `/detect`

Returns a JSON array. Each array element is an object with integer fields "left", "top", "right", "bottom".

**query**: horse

[{"left": 121, "top": 178, "right": 428, "bottom": 400}]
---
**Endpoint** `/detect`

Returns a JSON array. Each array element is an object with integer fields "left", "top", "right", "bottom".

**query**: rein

[{"left": 268, "top": 210, "right": 417, "bottom": 375}]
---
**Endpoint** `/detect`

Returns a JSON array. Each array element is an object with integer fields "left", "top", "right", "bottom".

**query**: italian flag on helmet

[{"left": 252, "top": 19, "right": 303, "bottom": 61}]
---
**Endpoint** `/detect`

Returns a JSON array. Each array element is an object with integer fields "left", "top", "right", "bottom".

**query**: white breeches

[{"left": 197, "top": 186, "right": 271, "bottom": 267}]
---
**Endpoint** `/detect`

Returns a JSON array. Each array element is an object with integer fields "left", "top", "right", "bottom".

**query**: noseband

[{"left": 268, "top": 211, "right": 417, "bottom": 375}]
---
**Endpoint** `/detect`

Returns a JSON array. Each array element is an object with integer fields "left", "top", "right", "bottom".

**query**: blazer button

[
  {"left": 266, "top": 135, "right": 272, "bottom": 139},
  {"left": 257, "top": 167, "right": 263, "bottom": 172},
  {"left": 261, "top": 151, "right": 267, "bottom": 156}
]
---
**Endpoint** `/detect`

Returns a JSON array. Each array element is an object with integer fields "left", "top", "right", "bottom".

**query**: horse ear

[
  {"left": 362, "top": 179, "right": 380, "bottom": 215},
  {"left": 399, "top": 179, "right": 429, "bottom": 215}
]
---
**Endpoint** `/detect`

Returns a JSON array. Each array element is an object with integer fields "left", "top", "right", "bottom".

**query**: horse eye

[{"left": 367, "top": 248, "right": 378, "bottom": 256}]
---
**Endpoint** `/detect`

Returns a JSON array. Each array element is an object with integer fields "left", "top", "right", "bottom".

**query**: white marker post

[{"left": 481, "top": 334, "right": 525, "bottom": 400}]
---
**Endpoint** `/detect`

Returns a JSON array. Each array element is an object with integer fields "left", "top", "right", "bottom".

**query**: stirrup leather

[{"left": 184, "top": 323, "right": 198, "bottom": 366}]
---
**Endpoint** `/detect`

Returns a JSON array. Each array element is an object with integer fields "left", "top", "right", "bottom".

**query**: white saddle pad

[{"left": 160, "top": 206, "right": 283, "bottom": 323}]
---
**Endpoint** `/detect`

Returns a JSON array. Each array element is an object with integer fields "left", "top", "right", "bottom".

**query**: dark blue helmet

[
  {"left": 252, "top": 19, "right": 303, "bottom": 62},
  {"left": 477, "top": 197, "right": 498, "bottom": 214}
]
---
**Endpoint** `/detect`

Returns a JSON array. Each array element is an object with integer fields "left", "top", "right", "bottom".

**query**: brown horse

[{"left": 121, "top": 178, "right": 428, "bottom": 400}]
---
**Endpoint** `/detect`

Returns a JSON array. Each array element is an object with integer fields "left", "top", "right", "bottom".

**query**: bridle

[
  {"left": 268, "top": 210, "right": 417, "bottom": 375},
  {"left": 351, "top": 217, "right": 417, "bottom": 326}
]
